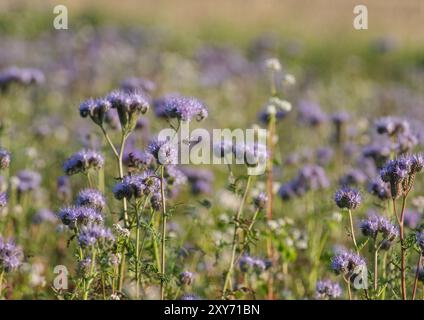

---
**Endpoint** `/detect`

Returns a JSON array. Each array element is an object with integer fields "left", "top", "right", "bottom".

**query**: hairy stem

[{"left": 160, "top": 165, "right": 167, "bottom": 300}]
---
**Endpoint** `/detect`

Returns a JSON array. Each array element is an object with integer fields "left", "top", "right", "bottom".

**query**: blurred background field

[{"left": 0, "top": 0, "right": 423, "bottom": 300}]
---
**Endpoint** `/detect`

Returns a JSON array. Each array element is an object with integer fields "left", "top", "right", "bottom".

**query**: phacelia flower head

[
  {"left": 315, "top": 279, "right": 342, "bottom": 299},
  {"left": 334, "top": 187, "right": 361, "bottom": 210},
  {"left": 78, "top": 224, "right": 114, "bottom": 247},
  {"left": 339, "top": 168, "right": 367, "bottom": 187},
  {"left": 360, "top": 213, "right": 398, "bottom": 240},
  {"left": 0, "top": 236, "right": 23, "bottom": 272},
  {"left": 106, "top": 90, "right": 149, "bottom": 133},
  {"left": 79, "top": 97, "right": 112, "bottom": 126},
  {"left": 58, "top": 206, "right": 103, "bottom": 229},
  {"left": 148, "top": 139, "right": 178, "bottom": 165},
  {"left": 253, "top": 192, "right": 268, "bottom": 210},
  {"left": 113, "top": 171, "right": 160, "bottom": 200},
  {"left": 120, "top": 77, "right": 156, "bottom": 94},
  {"left": 179, "top": 271, "right": 194, "bottom": 286},
  {"left": 33, "top": 208, "right": 57, "bottom": 224},
  {"left": 380, "top": 157, "right": 412, "bottom": 198},
  {"left": 416, "top": 231, "right": 424, "bottom": 253},
  {"left": 16, "top": 170, "right": 41, "bottom": 193},
  {"left": 76, "top": 189, "right": 106, "bottom": 211},
  {"left": 368, "top": 178, "right": 391, "bottom": 200},
  {"left": 63, "top": 149, "right": 104, "bottom": 176},
  {"left": 239, "top": 255, "right": 255, "bottom": 273},
  {"left": 331, "top": 249, "right": 366, "bottom": 277},
  {"left": 298, "top": 100, "right": 327, "bottom": 127},
  {"left": 0, "top": 192, "right": 7, "bottom": 209},
  {"left": 375, "top": 117, "right": 410, "bottom": 136},
  {"left": 0, "top": 66, "right": 44, "bottom": 91},
  {"left": 0, "top": 148, "right": 11, "bottom": 170},
  {"left": 161, "top": 95, "right": 208, "bottom": 122}
]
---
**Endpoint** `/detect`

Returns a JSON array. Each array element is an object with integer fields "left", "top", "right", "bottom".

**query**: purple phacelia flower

[
  {"left": 315, "top": 279, "right": 342, "bottom": 299},
  {"left": 339, "top": 168, "right": 367, "bottom": 186},
  {"left": 416, "top": 231, "right": 424, "bottom": 252},
  {"left": 0, "top": 236, "right": 23, "bottom": 272},
  {"left": 120, "top": 77, "right": 156, "bottom": 94},
  {"left": 57, "top": 206, "right": 103, "bottom": 229},
  {"left": 375, "top": 117, "right": 410, "bottom": 136},
  {"left": 360, "top": 213, "right": 398, "bottom": 240},
  {"left": 331, "top": 249, "right": 366, "bottom": 276},
  {"left": 76, "top": 189, "right": 106, "bottom": 211},
  {"left": 368, "top": 178, "right": 391, "bottom": 200},
  {"left": 78, "top": 224, "right": 114, "bottom": 247},
  {"left": 0, "top": 149, "right": 11, "bottom": 170},
  {"left": 404, "top": 210, "right": 421, "bottom": 229},
  {"left": 253, "top": 192, "right": 268, "bottom": 210},
  {"left": 179, "top": 271, "right": 194, "bottom": 286},
  {"left": 297, "top": 100, "right": 327, "bottom": 127},
  {"left": 33, "top": 208, "right": 57, "bottom": 224},
  {"left": 0, "top": 192, "right": 7, "bottom": 209},
  {"left": 334, "top": 187, "right": 361, "bottom": 210},
  {"left": 0, "top": 66, "right": 44, "bottom": 91},
  {"left": 79, "top": 97, "right": 112, "bottom": 126},
  {"left": 63, "top": 149, "right": 104, "bottom": 175},
  {"left": 16, "top": 170, "right": 41, "bottom": 193},
  {"left": 113, "top": 171, "right": 160, "bottom": 200},
  {"left": 148, "top": 139, "right": 178, "bottom": 165},
  {"left": 106, "top": 90, "right": 149, "bottom": 132},
  {"left": 161, "top": 95, "right": 208, "bottom": 122}
]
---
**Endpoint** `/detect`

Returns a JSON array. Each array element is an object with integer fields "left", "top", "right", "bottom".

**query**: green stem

[
  {"left": 348, "top": 209, "right": 358, "bottom": 253},
  {"left": 221, "top": 175, "right": 252, "bottom": 299},
  {"left": 160, "top": 166, "right": 167, "bottom": 300}
]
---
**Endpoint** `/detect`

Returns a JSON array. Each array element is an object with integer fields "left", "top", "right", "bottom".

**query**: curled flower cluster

[
  {"left": 63, "top": 149, "right": 104, "bottom": 175},
  {"left": 359, "top": 213, "right": 398, "bottom": 241},
  {"left": 79, "top": 98, "right": 112, "bottom": 126},
  {"left": 334, "top": 187, "right": 361, "bottom": 210},
  {"left": 279, "top": 165, "right": 329, "bottom": 200},
  {"left": 76, "top": 189, "right": 106, "bottom": 211},
  {"left": 0, "top": 236, "right": 23, "bottom": 272},
  {"left": 106, "top": 90, "right": 149, "bottom": 132},
  {"left": 380, "top": 154, "right": 424, "bottom": 199},
  {"left": 315, "top": 279, "right": 342, "bottom": 299}
]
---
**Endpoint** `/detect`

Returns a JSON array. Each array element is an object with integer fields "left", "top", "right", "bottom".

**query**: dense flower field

[{"left": 0, "top": 1, "right": 423, "bottom": 300}]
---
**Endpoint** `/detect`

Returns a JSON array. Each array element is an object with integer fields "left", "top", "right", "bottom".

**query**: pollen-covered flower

[
  {"left": 334, "top": 187, "right": 361, "bottom": 210},
  {"left": 0, "top": 149, "right": 11, "bottom": 170},
  {"left": 63, "top": 150, "right": 104, "bottom": 175},
  {"left": 315, "top": 280, "right": 342, "bottom": 299},
  {"left": 0, "top": 236, "right": 23, "bottom": 272},
  {"left": 76, "top": 189, "right": 106, "bottom": 211}
]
